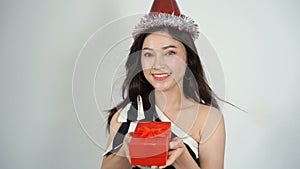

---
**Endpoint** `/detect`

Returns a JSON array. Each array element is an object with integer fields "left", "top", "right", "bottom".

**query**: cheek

[
  {"left": 169, "top": 57, "right": 187, "bottom": 72},
  {"left": 142, "top": 67, "right": 151, "bottom": 82},
  {"left": 173, "top": 64, "right": 187, "bottom": 76},
  {"left": 141, "top": 57, "right": 151, "bottom": 77}
]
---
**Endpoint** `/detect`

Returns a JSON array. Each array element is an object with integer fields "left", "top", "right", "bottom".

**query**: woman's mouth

[{"left": 152, "top": 72, "right": 172, "bottom": 81}]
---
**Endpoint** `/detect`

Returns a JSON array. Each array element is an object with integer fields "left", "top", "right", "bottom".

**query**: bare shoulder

[
  {"left": 198, "top": 104, "right": 223, "bottom": 120},
  {"left": 193, "top": 104, "right": 222, "bottom": 127},
  {"left": 197, "top": 104, "right": 224, "bottom": 143},
  {"left": 184, "top": 103, "right": 222, "bottom": 142},
  {"left": 108, "top": 111, "right": 123, "bottom": 133}
]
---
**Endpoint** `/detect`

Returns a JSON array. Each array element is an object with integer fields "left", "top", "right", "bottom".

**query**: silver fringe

[{"left": 132, "top": 13, "right": 199, "bottom": 41}]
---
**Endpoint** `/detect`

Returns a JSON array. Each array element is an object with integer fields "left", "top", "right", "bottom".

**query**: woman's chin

[{"left": 152, "top": 82, "right": 174, "bottom": 92}]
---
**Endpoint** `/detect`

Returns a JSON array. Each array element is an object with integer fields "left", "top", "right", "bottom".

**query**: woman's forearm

[{"left": 173, "top": 148, "right": 201, "bottom": 169}]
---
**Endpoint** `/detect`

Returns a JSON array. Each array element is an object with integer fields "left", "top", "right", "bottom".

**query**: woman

[{"left": 101, "top": 1, "right": 225, "bottom": 168}]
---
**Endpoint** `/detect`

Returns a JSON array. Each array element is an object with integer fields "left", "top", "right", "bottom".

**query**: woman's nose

[{"left": 152, "top": 53, "right": 164, "bottom": 69}]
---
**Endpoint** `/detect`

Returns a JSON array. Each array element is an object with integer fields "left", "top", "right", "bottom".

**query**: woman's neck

[{"left": 154, "top": 84, "right": 186, "bottom": 113}]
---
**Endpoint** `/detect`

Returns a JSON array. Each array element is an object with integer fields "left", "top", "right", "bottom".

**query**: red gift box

[{"left": 129, "top": 122, "right": 171, "bottom": 166}]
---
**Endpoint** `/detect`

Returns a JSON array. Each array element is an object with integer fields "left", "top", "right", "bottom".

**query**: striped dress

[{"left": 104, "top": 96, "right": 200, "bottom": 168}]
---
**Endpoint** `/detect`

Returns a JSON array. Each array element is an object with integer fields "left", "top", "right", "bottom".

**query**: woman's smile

[{"left": 152, "top": 72, "right": 172, "bottom": 81}]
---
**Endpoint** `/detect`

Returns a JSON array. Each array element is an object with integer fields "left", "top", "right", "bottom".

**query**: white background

[{"left": 1, "top": 0, "right": 300, "bottom": 169}]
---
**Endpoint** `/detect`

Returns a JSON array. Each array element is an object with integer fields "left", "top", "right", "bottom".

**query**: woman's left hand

[{"left": 151, "top": 137, "right": 186, "bottom": 169}]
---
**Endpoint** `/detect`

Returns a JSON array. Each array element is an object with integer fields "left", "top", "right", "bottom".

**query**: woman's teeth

[
  {"left": 152, "top": 72, "right": 172, "bottom": 80},
  {"left": 153, "top": 73, "right": 169, "bottom": 78}
]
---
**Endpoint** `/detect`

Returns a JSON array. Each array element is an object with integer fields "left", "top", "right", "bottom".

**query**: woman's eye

[
  {"left": 143, "top": 52, "right": 153, "bottom": 57},
  {"left": 166, "top": 51, "right": 176, "bottom": 55}
]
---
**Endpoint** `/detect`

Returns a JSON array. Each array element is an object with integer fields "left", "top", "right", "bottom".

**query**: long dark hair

[{"left": 107, "top": 26, "right": 219, "bottom": 128}]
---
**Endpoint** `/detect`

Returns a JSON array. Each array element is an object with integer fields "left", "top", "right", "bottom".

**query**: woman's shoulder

[
  {"left": 108, "top": 109, "right": 123, "bottom": 133},
  {"left": 180, "top": 102, "right": 221, "bottom": 142},
  {"left": 197, "top": 104, "right": 222, "bottom": 120},
  {"left": 184, "top": 99, "right": 222, "bottom": 119},
  {"left": 196, "top": 104, "right": 224, "bottom": 143}
]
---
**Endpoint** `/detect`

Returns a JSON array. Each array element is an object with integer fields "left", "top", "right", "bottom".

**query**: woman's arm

[
  {"left": 198, "top": 113, "right": 226, "bottom": 169},
  {"left": 101, "top": 112, "right": 132, "bottom": 169}
]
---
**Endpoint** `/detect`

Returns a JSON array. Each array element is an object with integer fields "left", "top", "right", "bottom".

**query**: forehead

[{"left": 142, "top": 31, "right": 184, "bottom": 49}]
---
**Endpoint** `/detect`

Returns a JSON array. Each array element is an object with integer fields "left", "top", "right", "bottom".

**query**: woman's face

[{"left": 141, "top": 31, "right": 187, "bottom": 92}]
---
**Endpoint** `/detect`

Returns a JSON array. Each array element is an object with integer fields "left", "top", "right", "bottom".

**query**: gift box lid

[{"left": 132, "top": 122, "right": 171, "bottom": 138}]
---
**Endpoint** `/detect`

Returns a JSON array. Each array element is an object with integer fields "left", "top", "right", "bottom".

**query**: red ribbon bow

[{"left": 135, "top": 125, "right": 169, "bottom": 138}]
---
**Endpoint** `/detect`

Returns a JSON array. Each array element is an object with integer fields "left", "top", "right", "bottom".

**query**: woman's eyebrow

[
  {"left": 142, "top": 45, "right": 177, "bottom": 51},
  {"left": 162, "top": 45, "right": 177, "bottom": 50},
  {"left": 142, "top": 47, "right": 154, "bottom": 51}
]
